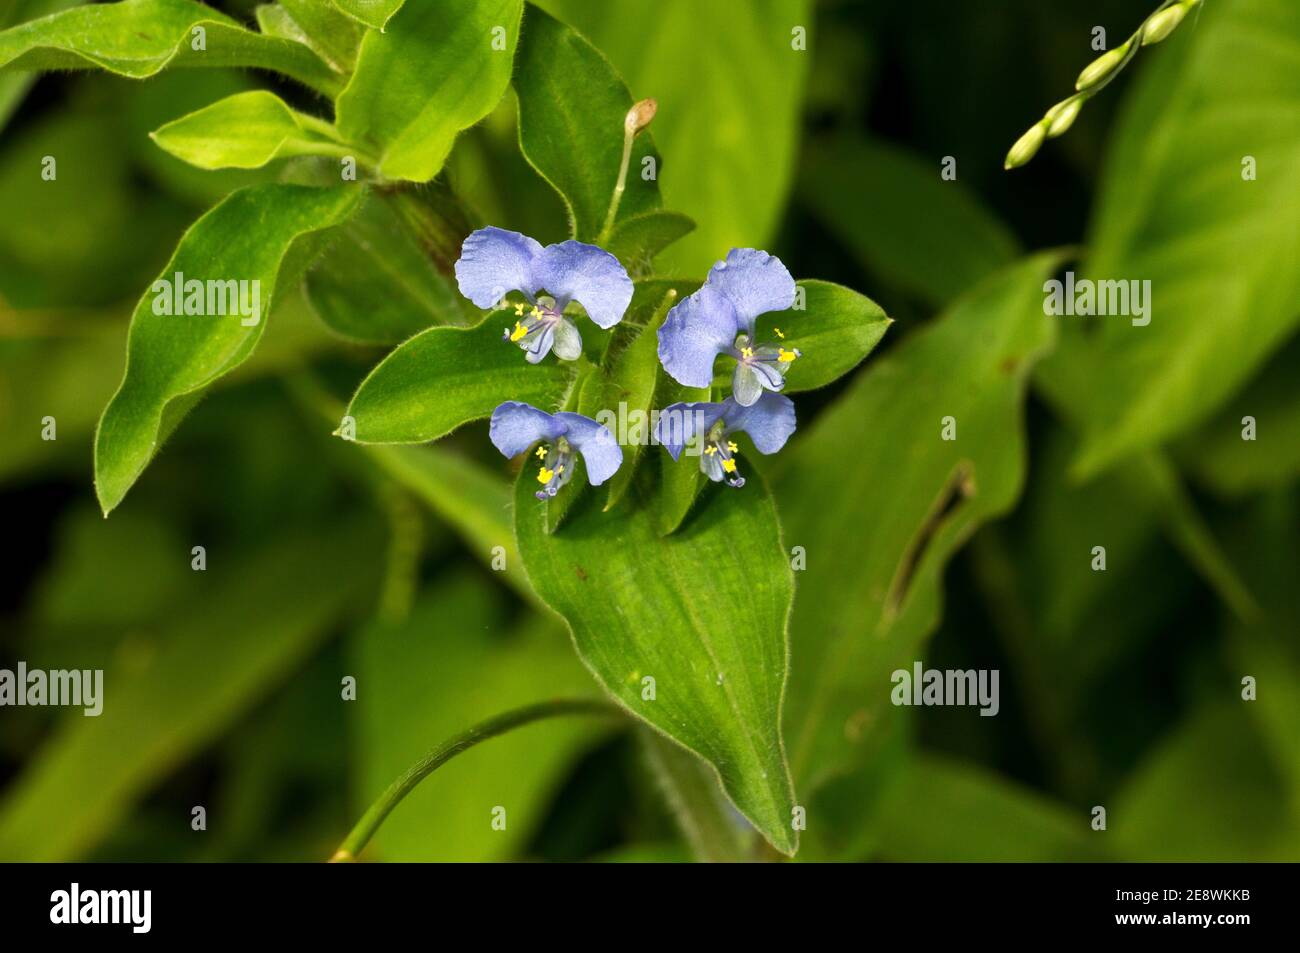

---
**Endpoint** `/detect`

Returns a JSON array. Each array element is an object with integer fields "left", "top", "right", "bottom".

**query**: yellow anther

[
  {"left": 774, "top": 327, "right": 785, "bottom": 339},
  {"left": 740, "top": 346, "right": 754, "bottom": 360},
  {"left": 778, "top": 347, "right": 798, "bottom": 363},
  {"left": 727, "top": 441, "right": 739, "bottom": 453},
  {"left": 704, "top": 445, "right": 718, "bottom": 456},
  {"left": 529, "top": 305, "right": 543, "bottom": 319},
  {"left": 536, "top": 466, "right": 554, "bottom": 484},
  {"left": 556, "top": 464, "right": 565, "bottom": 474},
  {"left": 510, "top": 322, "right": 529, "bottom": 342},
  {"left": 514, "top": 302, "right": 527, "bottom": 316},
  {"left": 535, "top": 446, "right": 547, "bottom": 459},
  {"left": 722, "top": 458, "right": 737, "bottom": 473}
]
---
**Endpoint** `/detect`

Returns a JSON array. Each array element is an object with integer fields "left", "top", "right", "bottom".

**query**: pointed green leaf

[
  {"left": 151, "top": 90, "right": 355, "bottom": 171},
  {"left": 335, "top": 0, "right": 522, "bottom": 182},
  {"left": 0, "top": 0, "right": 341, "bottom": 95},
  {"left": 1037, "top": 0, "right": 1300, "bottom": 477},
  {"left": 342, "top": 315, "right": 575, "bottom": 444},
  {"left": 514, "top": 468, "right": 799, "bottom": 855},
  {"left": 779, "top": 254, "right": 1061, "bottom": 791},
  {"left": 329, "top": 0, "right": 405, "bottom": 32},
  {"left": 95, "top": 183, "right": 364, "bottom": 514},
  {"left": 514, "top": 5, "right": 663, "bottom": 241},
  {"left": 710, "top": 280, "right": 891, "bottom": 395}
]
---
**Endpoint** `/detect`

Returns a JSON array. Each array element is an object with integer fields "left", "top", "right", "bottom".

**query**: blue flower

[
  {"left": 490, "top": 401, "right": 624, "bottom": 500},
  {"left": 654, "top": 392, "right": 796, "bottom": 488},
  {"left": 657, "top": 248, "right": 801, "bottom": 406},
  {"left": 455, "top": 226, "right": 634, "bottom": 364}
]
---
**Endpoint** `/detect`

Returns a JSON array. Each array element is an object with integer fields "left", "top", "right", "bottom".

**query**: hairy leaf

[
  {"left": 330, "top": 0, "right": 404, "bottom": 32},
  {"left": 151, "top": 90, "right": 353, "bottom": 170},
  {"left": 0, "top": 0, "right": 341, "bottom": 95},
  {"left": 335, "top": 0, "right": 522, "bottom": 182},
  {"left": 342, "top": 316, "right": 575, "bottom": 444},
  {"left": 95, "top": 183, "right": 363, "bottom": 514},
  {"left": 515, "top": 468, "right": 799, "bottom": 855},
  {"left": 257, "top": 0, "right": 362, "bottom": 74},
  {"left": 514, "top": 5, "right": 663, "bottom": 241}
]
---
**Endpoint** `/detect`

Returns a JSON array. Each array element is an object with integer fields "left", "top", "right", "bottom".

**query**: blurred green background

[{"left": 0, "top": 0, "right": 1297, "bottom": 861}]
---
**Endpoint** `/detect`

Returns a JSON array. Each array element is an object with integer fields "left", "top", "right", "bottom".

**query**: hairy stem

[{"left": 330, "top": 698, "right": 623, "bottom": 861}]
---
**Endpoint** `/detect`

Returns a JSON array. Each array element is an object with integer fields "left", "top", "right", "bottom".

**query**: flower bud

[
  {"left": 1004, "top": 121, "right": 1047, "bottom": 170},
  {"left": 625, "top": 98, "right": 657, "bottom": 134},
  {"left": 1075, "top": 42, "right": 1130, "bottom": 90},
  {"left": 1044, "top": 98, "right": 1083, "bottom": 138},
  {"left": 1141, "top": 4, "right": 1189, "bottom": 46}
]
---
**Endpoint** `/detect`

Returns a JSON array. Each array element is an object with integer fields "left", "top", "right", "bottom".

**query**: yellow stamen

[
  {"left": 727, "top": 441, "right": 738, "bottom": 453},
  {"left": 556, "top": 464, "right": 565, "bottom": 474},
  {"left": 514, "top": 302, "right": 527, "bottom": 316},
  {"left": 740, "top": 346, "right": 754, "bottom": 360},
  {"left": 535, "top": 446, "right": 547, "bottom": 459},
  {"left": 722, "top": 458, "right": 737, "bottom": 473},
  {"left": 778, "top": 347, "right": 798, "bottom": 363},
  {"left": 536, "top": 466, "right": 554, "bottom": 484},
  {"left": 705, "top": 445, "right": 718, "bottom": 456},
  {"left": 510, "top": 322, "right": 529, "bottom": 342},
  {"left": 774, "top": 327, "right": 785, "bottom": 339},
  {"left": 529, "top": 306, "right": 543, "bottom": 319}
]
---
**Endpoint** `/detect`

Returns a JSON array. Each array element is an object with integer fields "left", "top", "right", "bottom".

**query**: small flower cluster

[{"left": 454, "top": 228, "right": 801, "bottom": 500}]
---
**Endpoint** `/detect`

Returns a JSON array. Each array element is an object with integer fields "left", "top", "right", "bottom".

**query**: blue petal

[
  {"left": 534, "top": 240, "right": 634, "bottom": 329},
  {"left": 489, "top": 402, "right": 564, "bottom": 459},
  {"left": 554, "top": 412, "right": 623, "bottom": 485},
  {"left": 454, "top": 227, "right": 544, "bottom": 309},
  {"left": 654, "top": 400, "right": 727, "bottom": 461},
  {"left": 657, "top": 284, "right": 741, "bottom": 388},
  {"left": 721, "top": 392, "right": 797, "bottom": 454},
  {"left": 706, "top": 248, "right": 796, "bottom": 333}
]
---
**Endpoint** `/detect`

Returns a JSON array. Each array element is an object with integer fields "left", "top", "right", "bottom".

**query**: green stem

[
  {"left": 598, "top": 118, "right": 638, "bottom": 244},
  {"left": 330, "top": 698, "right": 623, "bottom": 861}
]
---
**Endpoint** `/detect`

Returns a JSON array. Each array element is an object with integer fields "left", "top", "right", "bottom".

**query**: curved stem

[{"left": 330, "top": 698, "right": 623, "bottom": 862}]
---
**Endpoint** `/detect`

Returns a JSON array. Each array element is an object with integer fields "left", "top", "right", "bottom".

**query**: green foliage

[
  {"left": 151, "top": 90, "right": 355, "bottom": 170},
  {"left": 0, "top": 0, "right": 342, "bottom": 95},
  {"left": 335, "top": 0, "right": 523, "bottom": 182},
  {"left": 1038, "top": 0, "right": 1300, "bottom": 477},
  {"left": 95, "top": 183, "right": 363, "bottom": 514},
  {"left": 515, "top": 466, "right": 798, "bottom": 855}
]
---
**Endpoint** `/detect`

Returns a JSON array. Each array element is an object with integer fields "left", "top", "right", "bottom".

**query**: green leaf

[
  {"left": 0, "top": 0, "right": 78, "bottom": 131},
  {"left": 342, "top": 315, "right": 575, "bottom": 444},
  {"left": 778, "top": 253, "right": 1061, "bottom": 791},
  {"left": 353, "top": 573, "right": 602, "bottom": 861},
  {"left": 800, "top": 135, "right": 1021, "bottom": 307},
  {"left": 514, "top": 467, "right": 799, "bottom": 854},
  {"left": 335, "top": 0, "right": 522, "bottom": 182},
  {"left": 710, "top": 280, "right": 892, "bottom": 395},
  {"left": 151, "top": 90, "right": 355, "bottom": 171},
  {"left": 514, "top": 4, "right": 663, "bottom": 241},
  {"left": 257, "top": 0, "right": 362, "bottom": 74},
  {"left": 0, "top": 0, "right": 341, "bottom": 96},
  {"left": 329, "top": 0, "right": 405, "bottom": 32},
  {"left": 605, "top": 210, "right": 696, "bottom": 277},
  {"left": 535, "top": 0, "right": 811, "bottom": 274},
  {"left": 302, "top": 191, "right": 467, "bottom": 344},
  {"left": 94, "top": 183, "right": 364, "bottom": 514},
  {"left": 1036, "top": 0, "right": 1300, "bottom": 478},
  {"left": 0, "top": 520, "right": 381, "bottom": 861}
]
